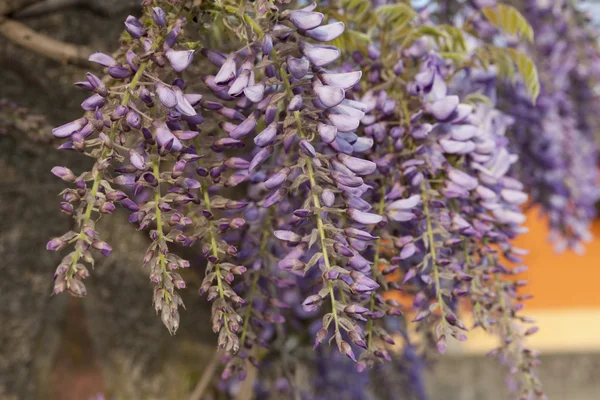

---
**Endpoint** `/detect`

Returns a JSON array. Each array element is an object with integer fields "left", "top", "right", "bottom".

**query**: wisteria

[{"left": 36, "top": 0, "right": 600, "bottom": 399}]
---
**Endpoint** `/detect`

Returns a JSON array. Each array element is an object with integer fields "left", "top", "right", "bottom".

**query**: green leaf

[
  {"left": 481, "top": 4, "right": 534, "bottom": 42},
  {"left": 506, "top": 48, "right": 540, "bottom": 103},
  {"left": 375, "top": 3, "right": 416, "bottom": 26}
]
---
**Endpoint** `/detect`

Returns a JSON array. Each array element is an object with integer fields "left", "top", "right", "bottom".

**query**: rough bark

[{"left": 0, "top": 3, "right": 217, "bottom": 399}]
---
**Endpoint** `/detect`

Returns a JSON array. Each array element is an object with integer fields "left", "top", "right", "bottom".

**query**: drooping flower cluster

[
  {"left": 485, "top": 0, "right": 600, "bottom": 252},
  {"left": 39, "top": 0, "right": 600, "bottom": 398}
]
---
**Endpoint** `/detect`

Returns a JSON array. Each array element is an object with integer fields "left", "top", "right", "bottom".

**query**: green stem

[
  {"left": 201, "top": 181, "right": 231, "bottom": 334},
  {"left": 66, "top": 49, "right": 160, "bottom": 282},
  {"left": 421, "top": 183, "right": 445, "bottom": 321},
  {"left": 293, "top": 110, "right": 340, "bottom": 332},
  {"left": 240, "top": 211, "right": 273, "bottom": 346},
  {"left": 153, "top": 160, "right": 168, "bottom": 279},
  {"left": 366, "top": 184, "right": 387, "bottom": 348}
]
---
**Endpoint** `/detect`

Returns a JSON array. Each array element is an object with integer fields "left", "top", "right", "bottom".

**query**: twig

[
  {"left": 189, "top": 351, "right": 221, "bottom": 400},
  {"left": 0, "top": 16, "right": 90, "bottom": 65},
  {"left": 13, "top": 0, "right": 81, "bottom": 18},
  {"left": 0, "top": 0, "right": 39, "bottom": 16}
]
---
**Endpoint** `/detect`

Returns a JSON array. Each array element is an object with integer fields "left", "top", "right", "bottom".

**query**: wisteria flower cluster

[{"left": 42, "top": 0, "right": 599, "bottom": 399}]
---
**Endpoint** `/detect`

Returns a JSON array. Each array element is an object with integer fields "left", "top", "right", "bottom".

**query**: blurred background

[{"left": 1, "top": 1, "right": 600, "bottom": 399}]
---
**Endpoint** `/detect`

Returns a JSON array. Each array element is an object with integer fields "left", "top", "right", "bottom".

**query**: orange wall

[{"left": 513, "top": 207, "right": 600, "bottom": 309}]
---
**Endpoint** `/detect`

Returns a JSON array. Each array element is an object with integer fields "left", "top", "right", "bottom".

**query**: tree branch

[
  {"left": 188, "top": 351, "right": 220, "bottom": 400},
  {"left": 0, "top": 0, "right": 40, "bottom": 16},
  {"left": 0, "top": 16, "right": 90, "bottom": 65}
]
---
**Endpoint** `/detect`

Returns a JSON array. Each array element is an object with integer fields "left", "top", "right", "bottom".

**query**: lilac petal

[
  {"left": 314, "top": 85, "right": 345, "bottom": 108},
  {"left": 328, "top": 113, "right": 360, "bottom": 132},
  {"left": 329, "top": 103, "right": 365, "bottom": 119},
  {"left": 301, "top": 2, "right": 318, "bottom": 11},
  {"left": 184, "top": 94, "right": 202, "bottom": 107},
  {"left": 262, "top": 34, "right": 273, "bottom": 55},
  {"left": 318, "top": 123, "right": 337, "bottom": 143},
  {"left": 174, "top": 89, "right": 196, "bottom": 116},
  {"left": 400, "top": 243, "right": 416, "bottom": 259},
  {"left": 212, "top": 137, "right": 243, "bottom": 152},
  {"left": 254, "top": 122, "right": 278, "bottom": 147},
  {"left": 290, "top": 11, "right": 324, "bottom": 30},
  {"left": 287, "top": 56, "right": 310, "bottom": 79},
  {"left": 410, "top": 123, "right": 433, "bottom": 140},
  {"left": 353, "top": 137, "right": 373, "bottom": 153},
  {"left": 337, "top": 154, "right": 376, "bottom": 176},
  {"left": 299, "top": 140, "right": 316, "bottom": 158},
  {"left": 124, "top": 15, "right": 144, "bottom": 39},
  {"left": 74, "top": 81, "right": 94, "bottom": 91},
  {"left": 81, "top": 94, "right": 105, "bottom": 111},
  {"left": 415, "top": 70, "right": 434, "bottom": 90},
  {"left": 476, "top": 185, "right": 497, "bottom": 200},
  {"left": 305, "top": 21, "right": 345, "bottom": 42},
  {"left": 224, "top": 157, "right": 250, "bottom": 169},
  {"left": 265, "top": 167, "right": 290, "bottom": 190},
  {"left": 214, "top": 55, "right": 237, "bottom": 84},
  {"left": 301, "top": 43, "right": 340, "bottom": 67},
  {"left": 492, "top": 208, "right": 526, "bottom": 225},
  {"left": 263, "top": 188, "right": 287, "bottom": 208},
  {"left": 347, "top": 209, "right": 382, "bottom": 224},
  {"left": 249, "top": 146, "right": 273, "bottom": 172},
  {"left": 52, "top": 117, "right": 87, "bottom": 138},
  {"left": 333, "top": 172, "right": 363, "bottom": 187},
  {"left": 154, "top": 122, "right": 182, "bottom": 152},
  {"left": 387, "top": 194, "right": 420, "bottom": 211},
  {"left": 288, "top": 95, "right": 303, "bottom": 111},
  {"left": 389, "top": 211, "right": 416, "bottom": 222},
  {"left": 244, "top": 84, "right": 265, "bottom": 103},
  {"left": 88, "top": 52, "right": 116, "bottom": 67},
  {"left": 348, "top": 197, "right": 371, "bottom": 211},
  {"left": 126, "top": 110, "right": 142, "bottom": 129},
  {"left": 126, "top": 50, "right": 139, "bottom": 72},
  {"left": 441, "top": 181, "right": 469, "bottom": 199},
  {"left": 450, "top": 124, "right": 477, "bottom": 141},
  {"left": 172, "top": 130, "right": 199, "bottom": 140},
  {"left": 152, "top": 7, "right": 166, "bottom": 26},
  {"left": 344, "top": 227, "right": 378, "bottom": 241},
  {"left": 318, "top": 71, "right": 362, "bottom": 90},
  {"left": 129, "top": 149, "right": 147, "bottom": 170},
  {"left": 108, "top": 65, "right": 131, "bottom": 79},
  {"left": 448, "top": 168, "right": 478, "bottom": 191},
  {"left": 274, "top": 230, "right": 302, "bottom": 243},
  {"left": 166, "top": 49, "right": 195, "bottom": 72},
  {"left": 202, "top": 49, "right": 227, "bottom": 67},
  {"left": 439, "top": 139, "right": 475, "bottom": 154},
  {"left": 155, "top": 83, "right": 177, "bottom": 108},
  {"left": 500, "top": 189, "right": 528, "bottom": 205},
  {"left": 427, "top": 95, "right": 459, "bottom": 121},
  {"left": 321, "top": 190, "right": 335, "bottom": 207},
  {"left": 228, "top": 70, "right": 250, "bottom": 96},
  {"left": 230, "top": 114, "right": 257, "bottom": 140},
  {"left": 450, "top": 104, "right": 473, "bottom": 123}
]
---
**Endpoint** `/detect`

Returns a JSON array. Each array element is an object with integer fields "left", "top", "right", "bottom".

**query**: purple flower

[
  {"left": 290, "top": 11, "right": 324, "bottom": 30},
  {"left": 88, "top": 52, "right": 116, "bottom": 67},
  {"left": 52, "top": 117, "right": 87, "bottom": 138},
  {"left": 166, "top": 49, "right": 195, "bottom": 72},
  {"left": 318, "top": 71, "right": 362, "bottom": 89},
  {"left": 81, "top": 94, "right": 106, "bottom": 111},
  {"left": 305, "top": 22, "right": 345, "bottom": 42},
  {"left": 152, "top": 7, "right": 166, "bottom": 27},
  {"left": 301, "top": 43, "right": 341, "bottom": 67},
  {"left": 124, "top": 15, "right": 144, "bottom": 39}
]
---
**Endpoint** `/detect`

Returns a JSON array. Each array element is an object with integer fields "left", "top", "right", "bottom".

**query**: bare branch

[
  {"left": 0, "top": 16, "right": 90, "bottom": 65},
  {"left": 0, "top": 0, "right": 40, "bottom": 16},
  {"left": 13, "top": 0, "right": 81, "bottom": 18},
  {"left": 188, "top": 351, "right": 221, "bottom": 400}
]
